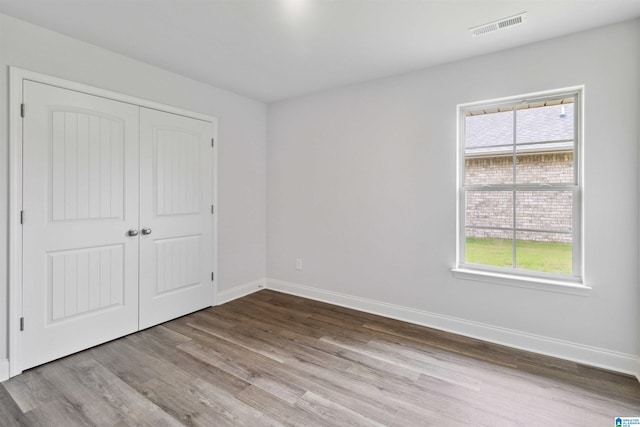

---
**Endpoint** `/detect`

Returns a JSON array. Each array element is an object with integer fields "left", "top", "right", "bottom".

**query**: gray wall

[
  {"left": 0, "top": 14, "right": 267, "bottom": 366},
  {"left": 267, "top": 20, "right": 640, "bottom": 362}
]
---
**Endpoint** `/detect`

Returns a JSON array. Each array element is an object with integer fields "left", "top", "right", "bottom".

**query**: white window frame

[{"left": 453, "top": 86, "right": 589, "bottom": 294}]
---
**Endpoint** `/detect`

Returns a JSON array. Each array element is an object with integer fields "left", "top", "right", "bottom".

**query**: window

[{"left": 456, "top": 87, "right": 582, "bottom": 284}]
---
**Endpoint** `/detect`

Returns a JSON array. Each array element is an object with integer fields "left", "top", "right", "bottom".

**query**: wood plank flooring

[{"left": 2, "top": 290, "right": 639, "bottom": 426}]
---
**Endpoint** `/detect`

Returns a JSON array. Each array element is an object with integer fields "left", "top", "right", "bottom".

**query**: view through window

[{"left": 459, "top": 89, "right": 581, "bottom": 280}]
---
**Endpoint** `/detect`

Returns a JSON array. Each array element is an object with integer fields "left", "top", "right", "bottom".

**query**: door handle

[
  {"left": 141, "top": 227, "right": 152, "bottom": 235},
  {"left": 128, "top": 229, "right": 139, "bottom": 236}
]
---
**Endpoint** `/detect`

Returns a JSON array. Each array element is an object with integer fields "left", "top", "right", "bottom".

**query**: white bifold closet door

[{"left": 21, "top": 81, "right": 214, "bottom": 370}]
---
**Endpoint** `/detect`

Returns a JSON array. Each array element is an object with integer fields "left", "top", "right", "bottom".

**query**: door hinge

[
  {"left": 20, "top": 317, "right": 24, "bottom": 331},
  {"left": 211, "top": 138, "right": 214, "bottom": 148},
  {"left": 211, "top": 205, "right": 214, "bottom": 214},
  {"left": 20, "top": 210, "right": 24, "bottom": 225},
  {"left": 20, "top": 103, "right": 25, "bottom": 118},
  {"left": 211, "top": 272, "right": 215, "bottom": 281}
]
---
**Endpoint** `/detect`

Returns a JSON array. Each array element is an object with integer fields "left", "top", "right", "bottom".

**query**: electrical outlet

[{"left": 296, "top": 258, "right": 302, "bottom": 270}]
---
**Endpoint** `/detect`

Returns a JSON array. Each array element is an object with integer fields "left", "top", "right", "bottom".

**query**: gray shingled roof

[{"left": 465, "top": 104, "right": 574, "bottom": 156}]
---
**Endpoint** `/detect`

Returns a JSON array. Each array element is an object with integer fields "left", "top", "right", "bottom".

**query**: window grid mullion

[
  {"left": 466, "top": 138, "right": 575, "bottom": 152},
  {"left": 511, "top": 106, "right": 517, "bottom": 269},
  {"left": 466, "top": 225, "right": 572, "bottom": 235},
  {"left": 463, "top": 184, "right": 577, "bottom": 191}
]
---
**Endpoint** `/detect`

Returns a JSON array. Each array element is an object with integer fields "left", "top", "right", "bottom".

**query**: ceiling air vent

[{"left": 470, "top": 12, "right": 527, "bottom": 38}]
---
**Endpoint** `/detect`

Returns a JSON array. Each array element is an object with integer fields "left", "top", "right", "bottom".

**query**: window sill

[{"left": 451, "top": 268, "right": 591, "bottom": 296}]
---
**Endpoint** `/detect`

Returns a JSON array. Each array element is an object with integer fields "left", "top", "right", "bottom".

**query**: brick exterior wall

[{"left": 465, "top": 152, "right": 573, "bottom": 243}]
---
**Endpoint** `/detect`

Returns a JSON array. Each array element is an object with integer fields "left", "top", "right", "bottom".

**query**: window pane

[
  {"left": 465, "top": 110, "right": 514, "bottom": 185},
  {"left": 516, "top": 101, "right": 574, "bottom": 145},
  {"left": 466, "top": 229, "right": 513, "bottom": 268},
  {"left": 515, "top": 191, "right": 572, "bottom": 233},
  {"left": 516, "top": 231, "right": 572, "bottom": 275},
  {"left": 466, "top": 191, "right": 513, "bottom": 229},
  {"left": 515, "top": 101, "right": 575, "bottom": 185},
  {"left": 466, "top": 109, "right": 514, "bottom": 149},
  {"left": 516, "top": 152, "right": 574, "bottom": 184},
  {"left": 465, "top": 155, "right": 514, "bottom": 185}
]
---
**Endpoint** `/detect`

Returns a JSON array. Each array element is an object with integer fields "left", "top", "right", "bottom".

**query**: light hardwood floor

[{"left": 1, "top": 290, "right": 639, "bottom": 426}]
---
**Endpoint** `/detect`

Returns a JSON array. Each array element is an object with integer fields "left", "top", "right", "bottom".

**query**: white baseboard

[
  {"left": 0, "top": 359, "right": 9, "bottom": 382},
  {"left": 265, "top": 278, "right": 638, "bottom": 376},
  {"left": 217, "top": 279, "right": 265, "bottom": 305}
]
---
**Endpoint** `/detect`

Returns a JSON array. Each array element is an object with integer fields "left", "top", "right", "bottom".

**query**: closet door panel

[
  {"left": 22, "top": 81, "right": 140, "bottom": 370},
  {"left": 139, "top": 108, "right": 214, "bottom": 329}
]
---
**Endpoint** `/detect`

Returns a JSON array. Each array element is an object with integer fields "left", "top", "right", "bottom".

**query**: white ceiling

[{"left": 1, "top": 0, "right": 639, "bottom": 102}]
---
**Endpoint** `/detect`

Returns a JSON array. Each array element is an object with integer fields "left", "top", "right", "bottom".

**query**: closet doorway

[{"left": 10, "top": 69, "right": 217, "bottom": 373}]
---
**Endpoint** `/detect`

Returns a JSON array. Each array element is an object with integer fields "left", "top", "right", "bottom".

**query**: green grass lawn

[{"left": 466, "top": 237, "right": 572, "bottom": 274}]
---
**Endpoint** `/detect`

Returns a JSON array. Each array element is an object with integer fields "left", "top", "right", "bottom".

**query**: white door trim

[
  {"left": 8, "top": 66, "right": 218, "bottom": 377},
  {"left": 8, "top": 67, "right": 24, "bottom": 378}
]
